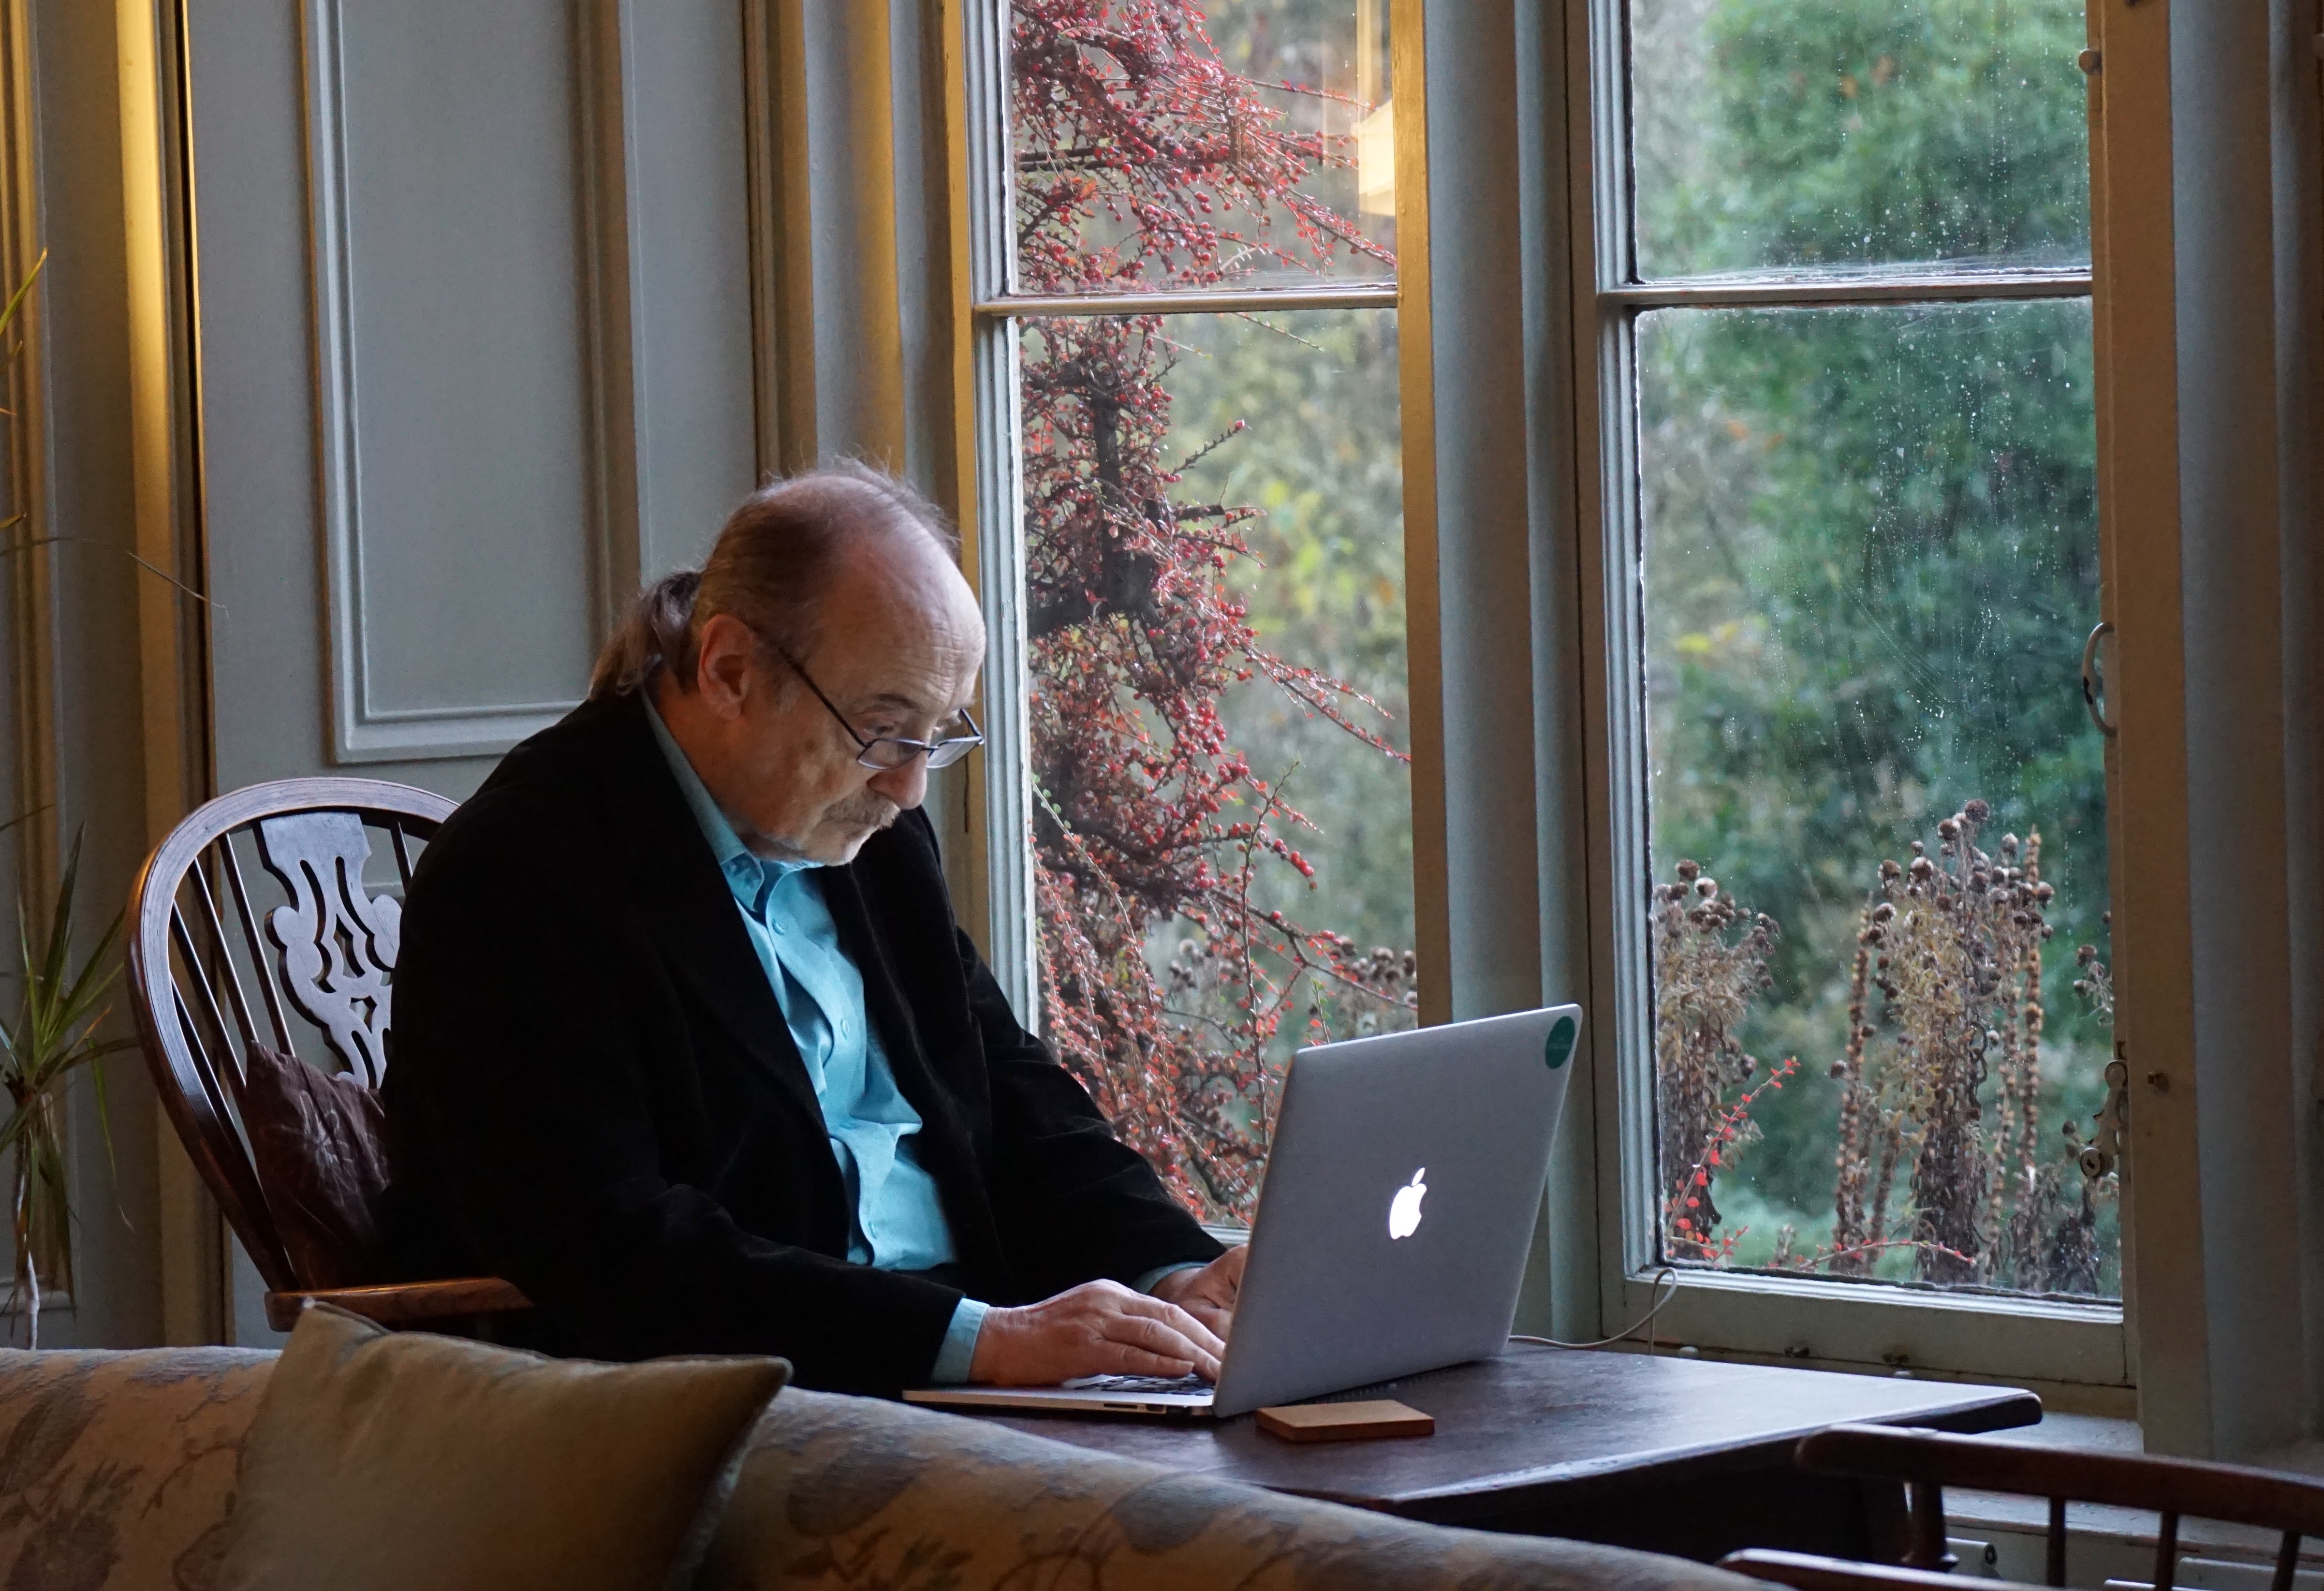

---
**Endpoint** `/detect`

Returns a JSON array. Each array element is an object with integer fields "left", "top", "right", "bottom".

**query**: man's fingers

[
  {"left": 1105, "top": 1309, "right": 1221, "bottom": 1379},
  {"left": 1113, "top": 1293, "right": 1227, "bottom": 1360},
  {"left": 1108, "top": 1339, "right": 1198, "bottom": 1378}
]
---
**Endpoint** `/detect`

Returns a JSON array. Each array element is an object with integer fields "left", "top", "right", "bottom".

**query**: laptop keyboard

[{"left": 1061, "top": 1373, "right": 1211, "bottom": 1394}]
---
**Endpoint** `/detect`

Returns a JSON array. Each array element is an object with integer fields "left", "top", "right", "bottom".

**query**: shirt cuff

[
  {"left": 1133, "top": 1261, "right": 1208, "bottom": 1296},
  {"left": 927, "top": 1297, "right": 989, "bottom": 1385}
]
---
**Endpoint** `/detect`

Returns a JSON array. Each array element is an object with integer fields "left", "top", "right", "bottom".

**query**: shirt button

[{"left": 770, "top": 921, "right": 786, "bottom": 936}]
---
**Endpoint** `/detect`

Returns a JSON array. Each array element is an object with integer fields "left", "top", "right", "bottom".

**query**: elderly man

[{"left": 384, "top": 466, "right": 1244, "bottom": 1396}]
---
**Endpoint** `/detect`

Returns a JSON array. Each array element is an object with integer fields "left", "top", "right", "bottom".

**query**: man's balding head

[
  {"left": 591, "top": 462, "right": 971, "bottom": 700},
  {"left": 596, "top": 465, "right": 986, "bottom": 865}
]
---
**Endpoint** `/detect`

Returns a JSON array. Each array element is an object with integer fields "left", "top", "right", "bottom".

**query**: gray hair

[{"left": 588, "top": 461, "right": 958, "bottom": 700}]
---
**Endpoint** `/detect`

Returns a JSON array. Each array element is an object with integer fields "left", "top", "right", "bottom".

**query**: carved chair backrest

[{"left": 127, "top": 778, "right": 456, "bottom": 1295}]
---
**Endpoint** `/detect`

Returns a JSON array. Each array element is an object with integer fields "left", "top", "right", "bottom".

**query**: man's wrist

[
  {"left": 928, "top": 1297, "right": 990, "bottom": 1385},
  {"left": 1134, "top": 1261, "right": 1207, "bottom": 1296}
]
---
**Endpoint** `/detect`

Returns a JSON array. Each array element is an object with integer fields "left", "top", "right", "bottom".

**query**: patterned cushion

[
  {"left": 701, "top": 1387, "right": 1762, "bottom": 1591},
  {"left": 0, "top": 1347, "right": 274, "bottom": 1591},
  {"left": 1, "top": 1348, "right": 1765, "bottom": 1591}
]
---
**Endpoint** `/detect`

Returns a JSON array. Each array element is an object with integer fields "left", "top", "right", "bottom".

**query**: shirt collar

[{"left": 641, "top": 691, "right": 816, "bottom": 900}]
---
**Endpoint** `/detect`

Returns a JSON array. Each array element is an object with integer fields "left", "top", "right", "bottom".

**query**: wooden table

[{"left": 979, "top": 1344, "right": 2043, "bottom": 1560}]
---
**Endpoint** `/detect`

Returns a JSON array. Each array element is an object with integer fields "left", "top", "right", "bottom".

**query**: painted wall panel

[
  {"left": 627, "top": 6, "right": 760, "bottom": 576},
  {"left": 312, "top": 0, "right": 603, "bottom": 757}
]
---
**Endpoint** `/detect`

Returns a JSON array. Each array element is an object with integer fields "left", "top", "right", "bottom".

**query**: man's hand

[
  {"left": 969, "top": 1280, "right": 1226, "bottom": 1385},
  {"left": 1148, "top": 1245, "right": 1247, "bottom": 1340}
]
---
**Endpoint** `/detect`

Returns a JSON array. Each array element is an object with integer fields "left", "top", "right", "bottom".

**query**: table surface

[{"left": 980, "top": 1344, "right": 2042, "bottom": 1526}]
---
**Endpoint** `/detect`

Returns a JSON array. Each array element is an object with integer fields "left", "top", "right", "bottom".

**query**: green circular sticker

[{"left": 1543, "top": 1014, "right": 1577, "bottom": 1070}]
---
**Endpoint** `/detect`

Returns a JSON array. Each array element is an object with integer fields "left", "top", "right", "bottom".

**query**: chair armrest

[{"left": 264, "top": 1277, "right": 532, "bottom": 1333}]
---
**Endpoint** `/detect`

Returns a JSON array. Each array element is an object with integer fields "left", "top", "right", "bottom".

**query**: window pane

[
  {"left": 1020, "top": 308, "right": 1414, "bottom": 1218},
  {"left": 1629, "top": 0, "right": 2091, "bottom": 280},
  {"left": 1638, "top": 299, "right": 2117, "bottom": 1298},
  {"left": 1010, "top": 0, "right": 1397, "bottom": 295}
]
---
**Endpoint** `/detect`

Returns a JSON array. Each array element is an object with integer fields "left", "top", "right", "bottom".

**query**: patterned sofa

[{"left": 0, "top": 1346, "right": 1763, "bottom": 1591}]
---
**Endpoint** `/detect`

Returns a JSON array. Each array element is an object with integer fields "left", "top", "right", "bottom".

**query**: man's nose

[{"left": 868, "top": 756, "right": 929, "bottom": 810}]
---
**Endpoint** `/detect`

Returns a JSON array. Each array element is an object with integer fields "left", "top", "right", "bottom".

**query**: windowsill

[
  {"left": 1589, "top": 1334, "right": 2137, "bottom": 1421},
  {"left": 1652, "top": 1262, "right": 2125, "bottom": 1327}
]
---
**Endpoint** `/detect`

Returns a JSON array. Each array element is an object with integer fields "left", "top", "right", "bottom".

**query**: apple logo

[{"left": 1387, "top": 1168, "right": 1428, "bottom": 1240}]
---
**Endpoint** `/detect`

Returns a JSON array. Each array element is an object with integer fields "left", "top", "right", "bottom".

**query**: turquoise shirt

[{"left": 644, "top": 697, "right": 987, "bottom": 1383}]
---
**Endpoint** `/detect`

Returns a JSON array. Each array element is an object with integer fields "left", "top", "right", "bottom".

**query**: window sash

[
  {"left": 1565, "top": 0, "right": 2130, "bottom": 1386},
  {"left": 955, "top": 0, "right": 1421, "bottom": 1029}
]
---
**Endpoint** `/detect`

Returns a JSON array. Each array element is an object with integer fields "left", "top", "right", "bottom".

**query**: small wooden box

[{"left": 1254, "top": 1399, "right": 1435, "bottom": 1444}]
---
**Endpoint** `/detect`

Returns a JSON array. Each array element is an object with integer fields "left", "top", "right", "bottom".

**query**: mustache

[{"left": 829, "top": 793, "right": 899, "bottom": 831}]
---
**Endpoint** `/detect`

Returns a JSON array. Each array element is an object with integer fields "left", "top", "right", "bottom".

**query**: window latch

[
  {"left": 2081, "top": 620, "right": 2118, "bottom": 737},
  {"left": 2079, "top": 1056, "right": 2129, "bottom": 1179}
]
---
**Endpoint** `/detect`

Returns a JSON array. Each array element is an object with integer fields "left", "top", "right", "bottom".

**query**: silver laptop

[{"left": 905, "top": 1004, "right": 1580, "bottom": 1419}]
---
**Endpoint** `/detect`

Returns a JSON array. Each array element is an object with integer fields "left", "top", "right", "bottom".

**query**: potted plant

[{"left": 1, "top": 825, "right": 130, "bottom": 1347}]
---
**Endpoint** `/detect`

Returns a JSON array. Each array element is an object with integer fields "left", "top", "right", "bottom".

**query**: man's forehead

[{"left": 811, "top": 626, "right": 982, "bottom": 717}]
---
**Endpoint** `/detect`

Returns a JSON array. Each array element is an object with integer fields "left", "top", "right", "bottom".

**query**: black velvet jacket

[{"left": 382, "top": 689, "right": 1220, "bottom": 1395}]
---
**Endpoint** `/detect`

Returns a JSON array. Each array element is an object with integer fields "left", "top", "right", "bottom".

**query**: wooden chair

[
  {"left": 1722, "top": 1422, "right": 2324, "bottom": 1591},
  {"left": 128, "top": 777, "right": 529, "bottom": 1334}
]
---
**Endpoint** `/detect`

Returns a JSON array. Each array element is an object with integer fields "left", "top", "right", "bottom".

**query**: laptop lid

[{"left": 1208, "top": 1004, "right": 1581, "bottom": 1417}]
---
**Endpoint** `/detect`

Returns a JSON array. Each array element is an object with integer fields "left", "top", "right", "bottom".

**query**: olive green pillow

[{"left": 219, "top": 1303, "right": 786, "bottom": 1591}]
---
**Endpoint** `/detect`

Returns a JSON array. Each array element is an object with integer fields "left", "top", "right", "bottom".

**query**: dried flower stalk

[{"left": 1659, "top": 799, "right": 2116, "bottom": 1294}]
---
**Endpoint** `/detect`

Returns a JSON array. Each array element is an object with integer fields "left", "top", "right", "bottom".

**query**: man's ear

[{"left": 693, "top": 613, "right": 758, "bottom": 720}]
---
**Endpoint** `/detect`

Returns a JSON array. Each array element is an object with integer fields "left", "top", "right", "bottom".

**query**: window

[
  {"left": 967, "top": 0, "right": 1416, "bottom": 1221},
  {"left": 1583, "top": 0, "right": 2125, "bottom": 1369}
]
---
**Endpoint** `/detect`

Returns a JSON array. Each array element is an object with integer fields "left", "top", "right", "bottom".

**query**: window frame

[
  {"left": 1559, "top": 0, "right": 2132, "bottom": 1391},
  {"left": 940, "top": 0, "right": 2151, "bottom": 1402}
]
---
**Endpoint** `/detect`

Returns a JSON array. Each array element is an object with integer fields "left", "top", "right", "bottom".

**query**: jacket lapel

[{"left": 578, "top": 694, "right": 830, "bottom": 1137}]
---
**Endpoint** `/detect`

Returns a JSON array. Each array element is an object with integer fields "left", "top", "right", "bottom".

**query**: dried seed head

[
  {"left": 1695, "top": 877, "right": 1719, "bottom": 898},
  {"left": 1963, "top": 798, "right": 1991, "bottom": 824},
  {"left": 1938, "top": 817, "right": 1960, "bottom": 841},
  {"left": 1675, "top": 858, "right": 1700, "bottom": 881}
]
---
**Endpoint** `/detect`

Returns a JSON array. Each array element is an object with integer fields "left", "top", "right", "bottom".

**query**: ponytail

[{"left": 588, "top": 569, "right": 701, "bottom": 699}]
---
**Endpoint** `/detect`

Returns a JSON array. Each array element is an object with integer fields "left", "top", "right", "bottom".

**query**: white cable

[{"left": 1508, "top": 1267, "right": 1681, "bottom": 1351}]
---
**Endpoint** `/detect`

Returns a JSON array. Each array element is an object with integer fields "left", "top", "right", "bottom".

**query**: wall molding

[
  {"left": 1, "top": 0, "right": 54, "bottom": 886},
  {"left": 117, "top": 0, "right": 224, "bottom": 1347},
  {"left": 300, "top": 0, "right": 636, "bottom": 764}
]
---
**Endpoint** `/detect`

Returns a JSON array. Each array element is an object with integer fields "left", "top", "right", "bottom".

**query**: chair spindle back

[{"left": 128, "top": 778, "right": 455, "bottom": 1295}]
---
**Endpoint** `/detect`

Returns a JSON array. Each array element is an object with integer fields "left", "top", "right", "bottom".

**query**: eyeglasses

[{"left": 778, "top": 650, "right": 984, "bottom": 771}]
